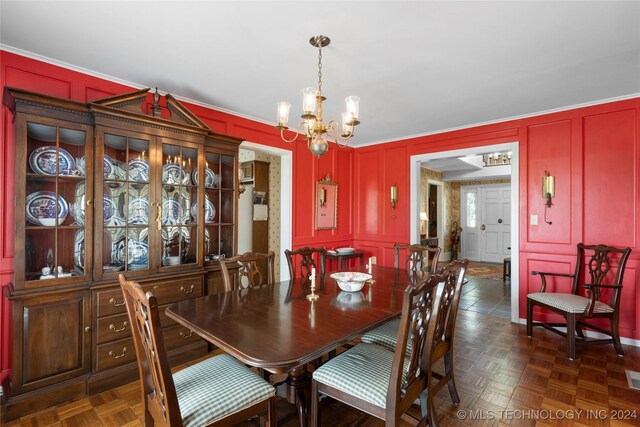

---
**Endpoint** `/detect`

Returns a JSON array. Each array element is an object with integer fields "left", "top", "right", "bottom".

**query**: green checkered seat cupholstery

[
  {"left": 360, "top": 318, "right": 407, "bottom": 353},
  {"left": 312, "top": 342, "right": 413, "bottom": 409},
  {"left": 174, "top": 354, "right": 276, "bottom": 427},
  {"left": 527, "top": 292, "right": 613, "bottom": 314}
]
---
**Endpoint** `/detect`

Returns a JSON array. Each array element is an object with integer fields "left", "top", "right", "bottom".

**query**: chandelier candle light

[{"left": 276, "top": 35, "right": 361, "bottom": 158}]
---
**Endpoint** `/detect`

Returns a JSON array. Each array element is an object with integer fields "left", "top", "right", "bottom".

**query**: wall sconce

[
  {"left": 542, "top": 170, "right": 555, "bottom": 224},
  {"left": 319, "top": 187, "right": 326, "bottom": 207},
  {"left": 390, "top": 185, "right": 398, "bottom": 209}
]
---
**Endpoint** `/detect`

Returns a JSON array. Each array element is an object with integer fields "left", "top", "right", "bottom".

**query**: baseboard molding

[{"left": 517, "top": 318, "right": 640, "bottom": 348}]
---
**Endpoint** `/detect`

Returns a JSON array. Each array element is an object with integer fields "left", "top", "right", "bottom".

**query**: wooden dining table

[{"left": 166, "top": 265, "right": 422, "bottom": 426}]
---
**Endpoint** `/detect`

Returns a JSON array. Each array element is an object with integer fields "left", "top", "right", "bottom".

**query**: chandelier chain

[{"left": 317, "top": 47, "right": 323, "bottom": 95}]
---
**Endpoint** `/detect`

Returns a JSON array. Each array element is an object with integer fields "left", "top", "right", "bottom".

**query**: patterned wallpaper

[
  {"left": 239, "top": 149, "right": 282, "bottom": 281},
  {"left": 420, "top": 167, "right": 510, "bottom": 256}
]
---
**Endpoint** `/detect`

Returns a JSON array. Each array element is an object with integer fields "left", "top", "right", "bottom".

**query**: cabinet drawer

[
  {"left": 163, "top": 324, "right": 202, "bottom": 350},
  {"left": 96, "top": 288, "right": 129, "bottom": 317},
  {"left": 95, "top": 338, "right": 136, "bottom": 372},
  {"left": 96, "top": 313, "right": 132, "bottom": 345},
  {"left": 141, "top": 277, "right": 203, "bottom": 305},
  {"left": 95, "top": 277, "right": 203, "bottom": 318}
]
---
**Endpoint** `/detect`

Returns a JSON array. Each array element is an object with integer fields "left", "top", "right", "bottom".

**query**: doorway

[
  {"left": 409, "top": 142, "right": 519, "bottom": 322},
  {"left": 461, "top": 184, "right": 511, "bottom": 263},
  {"left": 239, "top": 141, "right": 292, "bottom": 281}
]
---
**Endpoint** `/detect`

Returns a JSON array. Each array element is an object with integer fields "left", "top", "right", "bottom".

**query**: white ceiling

[{"left": 1, "top": 1, "right": 639, "bottom": 146}]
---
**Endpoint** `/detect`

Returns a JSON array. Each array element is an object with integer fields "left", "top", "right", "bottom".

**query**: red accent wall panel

[
  {"left": 583, "top": 109, "right": 637, "bottom": 248},
  {"left": 354, "top": 150, "right": 381, "bottom": 237},
  {"left": 5, "top": 67, "right": 71, "bottom": 99},
  {"left": 382, "top": 146, "right": 408, "bottom": 240},
  {"left": 527, "top": 120, "right": 573, "bottom": 244}
]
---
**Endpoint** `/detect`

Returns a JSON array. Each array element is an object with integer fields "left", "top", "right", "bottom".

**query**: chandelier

[{"left": 276, "top": 35, "right": 360, "bottom": 158}]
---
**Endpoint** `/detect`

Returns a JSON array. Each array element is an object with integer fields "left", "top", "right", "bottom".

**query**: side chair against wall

[
  {"left": 527, "top": 243, "right": 632, "bottom": 360},
  {"left": 360, "top": 259, "right": 469, "bottom": 406},
  {"left": 394, "top": 243, "right": 441, "bottom": 274},
  {"left": 284, "top": 246, "right": 327, "bottom": 282},
  {"left": 117, "top": 274, "right": 276, "bottom": 426},
  {"left": 219, "top": 251, "right": 276, "bottom": 292},
  {"left": 311, "top": 272, "right": 448, "bottom": 427}
]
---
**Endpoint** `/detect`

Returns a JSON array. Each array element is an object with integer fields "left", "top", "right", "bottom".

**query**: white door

[
  {"left": 480, "top": 185, "right": 511, "bottom": 263},
  {"left": 460, "top": 187, "right": 479, "bottom": 261}
]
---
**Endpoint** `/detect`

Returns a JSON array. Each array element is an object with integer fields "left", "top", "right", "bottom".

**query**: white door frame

[
  {"left": 240, "top": 141, "right": 292, "bottom": 281},
  {"left": 410, "top": 142, "right": 520, "bottom": 323}
]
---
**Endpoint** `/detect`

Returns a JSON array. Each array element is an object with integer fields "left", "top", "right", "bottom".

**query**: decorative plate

[
  {"left": 336, "top": 247, "right": 356, "bottom": 254},
  {"left": 162, "top": 199, "right": 183, "bottom": 225},
  {"left": 26, "top": 191, "right": 69, "bottom": 225},
  {"left": 190, "top": 197, "right": 216, "bottom": 223},
  {"left": 127, "top": 239, "right": 149, "bottom": 268},
  {"left": 103, "top": 154, "right": 115, "bottom": 178},
  {"left": 162, "top": 163, "right": 189, "bottom": 185},
  {"left": 104, "top": 196, "right": 116, "bottom": 224},
  {"left": 192, "top": 167, "right": 217, "bottom": 188},
  {"left": 74, "top": 229, "right": 85, "bottom": 271},
  {"left": 29, "top": 146, "right": 75, "bottom": 175},
  {"left": 162, "top": 226, "right": 190, "bottom": 243},
  {"left": 128, "top": 197, "right": 149, "bottom": 225},
  {"left": 128, "top": 158, "right": 149, "bottom": 182}
]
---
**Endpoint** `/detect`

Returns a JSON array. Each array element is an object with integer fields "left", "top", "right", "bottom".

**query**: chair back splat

[
  {"left": 394, "top": 243, "right": 441, "bottom": 273},
  {"left": 220, "top": 251, "right": 275, "bottom": 291},
  {"left": 284, "top": 246, "right": 327, "bottom": 282}
]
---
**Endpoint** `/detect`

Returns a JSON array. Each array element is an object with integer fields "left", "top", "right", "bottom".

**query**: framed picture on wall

[{"left": 316, "top": 174, "right": 337, "bottom": 230}]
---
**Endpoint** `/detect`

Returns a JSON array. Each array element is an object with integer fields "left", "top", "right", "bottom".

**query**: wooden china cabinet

[{"left": 2, "top": 87, "right": 241, "bottom": 419}]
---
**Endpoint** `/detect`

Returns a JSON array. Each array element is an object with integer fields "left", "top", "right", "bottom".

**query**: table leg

[{"left": 276, "top": 365, "right": 309, "bottom": 427}]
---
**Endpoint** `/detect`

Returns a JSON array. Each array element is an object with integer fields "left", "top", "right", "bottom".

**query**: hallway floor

[{"left": 460, "top": 272, "right": 512, "bottom": 319}]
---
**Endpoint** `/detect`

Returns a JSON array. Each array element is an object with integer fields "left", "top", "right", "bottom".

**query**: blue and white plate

[
  {"left": 29, "top": 146, "right": 75, "bottom": 175},
  {"left": 162, "top": 199, "right": 183, "bottom": 225},
  {"left": 190, "top": 197, "right": 216, "bottom": 223},
  {"left": 104, "top": 196, "right": 116, "bottom": 224},
  {"left": 128, "top": 197, "right": 149, "bottom": 225},
  {"left": 75, "top": 229, "right": 85, "bottom": 271},
  {"left": 128, "top": 158, "right": 149, "bottom": 182},
  {"left": 127, "top": 239, "right": 149, "bottom": 269},
  {"left": 26, "top": 191, "right": 69, "bottom": 225},
  {"left": 191, "top": 167, "right": 217, "bottom": 188},
  {"left": 163, "top": 163, "right": 189, "bottom": 185}
]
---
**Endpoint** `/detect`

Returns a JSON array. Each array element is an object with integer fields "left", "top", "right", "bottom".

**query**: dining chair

[
  {"left": 118, "top": 274, "right": 277, "bottom": 426},
  {"left": 310, "top": 272, "right": 447, "bottom": 426},
  {"left": 527, "top": 243, "right": 632, "bottom": 359},
  {"left": 394, "top": 243, "right": 441, "bottom": 273},
  {"left": 284, "top": 246, "right": 327, "bottom": 282},
  {"left": 219, "top": 251, "right": 275, "bottom": 292},
  {"left": 360, "top": 259, "right": 469, "bottom": 406}
]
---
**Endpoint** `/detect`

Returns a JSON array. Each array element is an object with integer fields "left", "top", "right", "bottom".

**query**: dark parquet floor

[{"left": 5, "top": 282, "right": 640, "bottom": 427}]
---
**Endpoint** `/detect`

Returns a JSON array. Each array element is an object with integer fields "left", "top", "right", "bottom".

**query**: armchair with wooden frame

[{"left": 526, "top": 243, "right": 632, "bottom": 360}]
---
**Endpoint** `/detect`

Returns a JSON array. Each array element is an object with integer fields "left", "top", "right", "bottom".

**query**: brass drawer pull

[
  {"left": 109, "top": 297, "right": 126, "bottom": 307},
  {"left": 108, "top": 347, "right": 127, "bottom": 359},
  {"left": 109, "top": 321, "right": 128, "bottom": 333},
  {"left": 180, "top": 285, "right": 194, "bottom": 294},
  {"left": 180, "top": 330, "right": 193, "bottom": 339}
]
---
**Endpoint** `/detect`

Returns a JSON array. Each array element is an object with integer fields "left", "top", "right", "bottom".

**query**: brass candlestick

[{"left": 307, "top": 276, "right": 319, "bottom": 301}]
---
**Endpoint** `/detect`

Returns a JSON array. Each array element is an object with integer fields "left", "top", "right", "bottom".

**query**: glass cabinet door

[
  {"left": 204, "top": 151, "right": 236, "bottom": 263},
  {"left": 23, "top": 121, "right": 91, "bottom": 283},
  {"left": 97, "top": 131, "right": 151, "bottom": 277},
  {"left": 160, "top": 140, "right": 200, "bottom": 268}
]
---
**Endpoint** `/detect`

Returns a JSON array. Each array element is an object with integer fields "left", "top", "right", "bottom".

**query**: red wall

[
  {"left": 353, "top": 99, "right": 640, "bottom": 343},
  {"left": 2, "top": 50, "right": 640, "bottom": 384}
]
